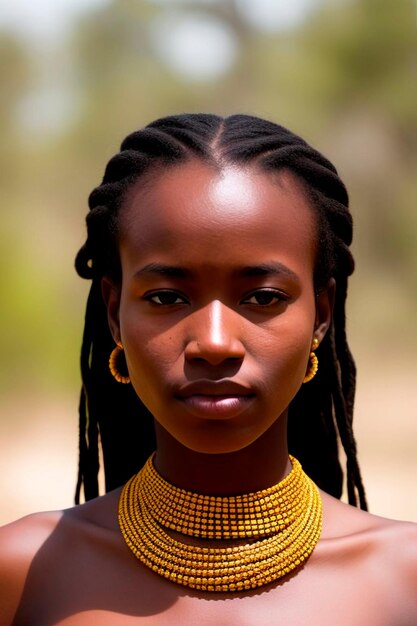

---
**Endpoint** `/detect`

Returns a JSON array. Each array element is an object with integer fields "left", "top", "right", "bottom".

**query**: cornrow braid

[{"left": 75, "top": 113, "right": 367, "bottom": 509}]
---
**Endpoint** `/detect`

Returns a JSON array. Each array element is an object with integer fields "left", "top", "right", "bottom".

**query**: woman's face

[{"left": 104, "top": 160, "right": 332, "bottom": 454}]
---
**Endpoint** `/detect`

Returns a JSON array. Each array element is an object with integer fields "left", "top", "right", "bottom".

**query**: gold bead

[{"left": 118, "top": 452, "right": 323, "bottom": 593}]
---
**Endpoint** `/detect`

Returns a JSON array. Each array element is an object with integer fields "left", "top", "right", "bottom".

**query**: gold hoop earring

[
  {"left": 303, "top": 337, "right": 319, "bottom": 384},
  {"left": 109, "top": 342, "right": 130, "bottom": 384}
]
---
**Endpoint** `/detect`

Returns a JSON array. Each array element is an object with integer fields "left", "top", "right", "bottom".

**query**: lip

[
  {"left": 175, "top": 380, "right": 255, "bottom": 419},
  {"left": 176, "top": 380, "right": 254, "bottom": 398}
]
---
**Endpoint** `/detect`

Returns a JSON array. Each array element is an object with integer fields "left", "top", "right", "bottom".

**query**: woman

[{"left": 1, "top": 114, "right": 416, "bottom": 625}]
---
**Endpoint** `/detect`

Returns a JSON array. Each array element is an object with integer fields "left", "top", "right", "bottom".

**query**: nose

[{"left": 184, "top": 300, "right": 245, "bottom": 367}]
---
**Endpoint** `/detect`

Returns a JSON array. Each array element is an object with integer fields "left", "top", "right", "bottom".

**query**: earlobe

[
  {"left": 101, "top": 276, "right": 121, "bottom": 343},
  {"left": 314, "top": 278, "right": 335, "bottom": 343}
]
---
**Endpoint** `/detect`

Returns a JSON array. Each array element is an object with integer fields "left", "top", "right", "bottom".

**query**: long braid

[{"left": 75, "top": 113, "right": 367, "bottom": 509}]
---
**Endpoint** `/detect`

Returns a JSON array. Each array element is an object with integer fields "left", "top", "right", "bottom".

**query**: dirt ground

[{"left": 0, "top": 364, "right": 416, "bottom": 526}]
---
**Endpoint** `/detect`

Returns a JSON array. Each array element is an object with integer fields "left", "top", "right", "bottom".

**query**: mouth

[{"left": 175, "top": 381, "right": 255, "bottom": 419}]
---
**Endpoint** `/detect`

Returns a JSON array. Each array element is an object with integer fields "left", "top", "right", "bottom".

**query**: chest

[{"left": 14, "top": 555, "right": 413, "bottom": 626}]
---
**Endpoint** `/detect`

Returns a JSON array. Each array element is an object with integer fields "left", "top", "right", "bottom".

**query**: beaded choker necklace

[{"left": 118, "top": 453, "right": 322, "bottom": 593}]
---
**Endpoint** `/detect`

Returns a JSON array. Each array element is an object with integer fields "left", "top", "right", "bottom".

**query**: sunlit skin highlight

[{"left": 103, "top": 161, "right": 333, "bottom": 493}]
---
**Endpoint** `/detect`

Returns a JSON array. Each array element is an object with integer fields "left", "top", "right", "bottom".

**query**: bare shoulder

[
  {"left": 0, "top": 509, "right": 64, "bottom": 570},
  {"left": 0, "top": 486, "right": 120, "bottom": 561},
  {"left": 0, "top": 511, "right": 63, "bottom": 625},
  {"left": 320, "top": 490, "right": 417, "bottom": 609},
  {"left": 0, "top": 490, "right": 121, "bottom": 626},
  {"left": 321, "top": 488, "right": 417, "bottom": 539},
  {"left": 364, "top": 514, "right": 417, "bottom": 596}
]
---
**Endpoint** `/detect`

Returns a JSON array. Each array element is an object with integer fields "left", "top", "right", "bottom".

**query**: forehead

[{"left": 118, "top": 161, "right": 316, "bottom": 273}]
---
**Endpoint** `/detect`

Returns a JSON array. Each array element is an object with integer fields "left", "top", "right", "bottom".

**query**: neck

[{"left": 153, "top": 415, "right": 290, "bottom": 495}]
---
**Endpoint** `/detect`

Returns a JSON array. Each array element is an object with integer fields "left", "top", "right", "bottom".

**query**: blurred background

[{"left": 0, "top": 0, "right": 416, "bottom": 525}]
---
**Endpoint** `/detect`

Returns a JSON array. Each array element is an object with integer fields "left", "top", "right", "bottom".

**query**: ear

[
  {"left": 101, "top": 276, "right": 121, "bottom": 344},
  {"left": 314, "top": 278, "right": 335, "bottom": 343}
]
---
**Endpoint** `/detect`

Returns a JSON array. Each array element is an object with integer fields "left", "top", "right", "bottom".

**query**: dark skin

[{"left": 1, "top": 161, "right": 417, "bottom": 625}]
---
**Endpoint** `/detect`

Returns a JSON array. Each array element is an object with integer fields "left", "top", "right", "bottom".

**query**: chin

[{"left": 172, "top": 423, "right": 264, "bottom": 456}]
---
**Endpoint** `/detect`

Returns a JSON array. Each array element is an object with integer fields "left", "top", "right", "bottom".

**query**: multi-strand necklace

[{"left": 118, "top": 453, "right": 322, "bottom": 593}]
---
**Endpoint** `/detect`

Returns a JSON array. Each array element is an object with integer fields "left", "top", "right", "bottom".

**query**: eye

[
  {"left": 241, "top": 289, "right": 288, "bottom": 307},
  {"left": 144, "top": 290, "right": 189, "bottom": 306}
]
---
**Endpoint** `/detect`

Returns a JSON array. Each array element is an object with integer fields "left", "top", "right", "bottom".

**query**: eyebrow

[
  {"left": 240, "top": 262, "right": 300, "bottom": 282},
  {"left": 134, "top": 263, "right": 191, "bottom": 279},
  {"left": 134, "top": 261, "right": 299, "bottom": 282}
]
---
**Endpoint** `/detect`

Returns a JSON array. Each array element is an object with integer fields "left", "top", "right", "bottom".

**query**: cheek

[
  {"left": 122, "top": 325, "right": 180, "bottom": 404},
  {"left": 258, "top": 334, "right": 310, "bottom": 387},
  {"left": 123, "top": 345, "right": 167, "bottom": 416},
  {"left": 254, "top": 306, "right": 315, "bottom": 391},
  {"left": 119, "top": 295, "right": 178, "bottom": 370},
  {"left": 125, "top": 336, "right": 171, "bottom": 375}
]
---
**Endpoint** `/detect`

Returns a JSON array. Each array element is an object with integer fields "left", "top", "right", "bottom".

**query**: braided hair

[{"left": 75, "top": 113, "right": 367, "bottom": 509}]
